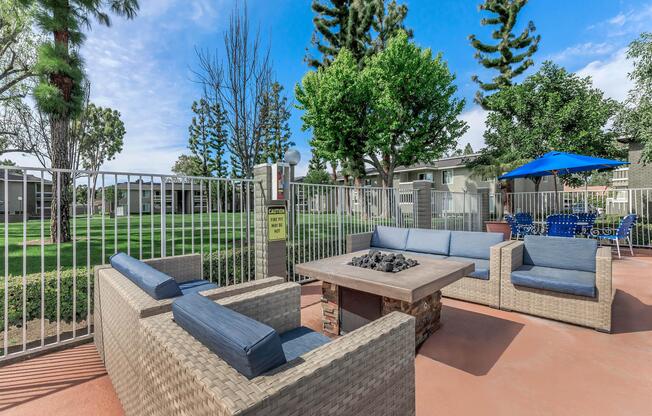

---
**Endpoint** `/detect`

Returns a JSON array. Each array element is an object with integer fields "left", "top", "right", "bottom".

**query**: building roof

[
  {"left": 337, "top": 153, "right": 481, "bottom": 180},
  {"left": 0, "top": 172, "right": 53, "bottom": 184}
]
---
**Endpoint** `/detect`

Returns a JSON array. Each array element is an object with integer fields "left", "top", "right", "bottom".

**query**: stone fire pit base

[{"left": 321, "top": 281, "right": 442, "bottom": 348}]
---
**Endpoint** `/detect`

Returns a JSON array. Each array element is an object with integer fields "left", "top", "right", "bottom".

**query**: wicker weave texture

[
  {"left": 441, "top": 240, "right": 514, "bottom": 308},
  {"left": 500, "top": 242, "right": 613, "bottom": 331},
  {"left": 145, "top": 253, "right": 203, "bottom": 283},
  {"left": 94, "top": 256, "right": 286, "bottom": 415},
  {"left": 140, "top": 308, "right": 415, "bottom": 416}
]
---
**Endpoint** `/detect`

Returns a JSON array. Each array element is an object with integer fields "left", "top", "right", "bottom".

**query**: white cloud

[
  {"left": 590, "top": 4, "right": 652, "bottom": 37},
  {"left": 608, "top": 13, "right": 627, "bottom": 27},
  {"left": 576, "top": 48, "right": 633, "bottom": 102},
  {"left": 549, "top": 42, "right": 616, "bottom": 63},
  {"left": 458, "top": 106, "right": 488, "bottom": 152},
  {"left": 79, "top": 0, "right": 228, "bottom": 175}
]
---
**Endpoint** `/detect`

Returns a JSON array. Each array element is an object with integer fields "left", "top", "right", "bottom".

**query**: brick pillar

[
  {"left": 253, "top": 164, "right": 288, "bottom": 280},
  {"left": 412, "top": 180, "right": 432, "bottom": 229}
]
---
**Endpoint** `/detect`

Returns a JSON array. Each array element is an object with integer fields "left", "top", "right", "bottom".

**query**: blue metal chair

[
  {"left": 546, "top": 214, "right": 579, "bottom": 238},
  {"left": 515, "top": 212, "right": 534, "bottom": 227},
  {"left": 505, "top": 214, "right": 535, "bottom": 239},
  {"left": 575, "top": 212, "right": 598, "bottom": 237},
  {"left": 592, "top": 214, "right": 637, "bottom": 258}
]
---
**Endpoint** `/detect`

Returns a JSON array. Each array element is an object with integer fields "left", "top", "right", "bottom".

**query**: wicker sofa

[
  {"left": 500, "top": 235, "right": 613, "bottom": 332},
  {"left": 347, "top": 226, "right": 512, "bottom": 308},
  {"left": 139, "top": 282, "right": 416, "bottom": 416},
  {"left": 94, "top": 253, "right": 285, "bottom": 415}
]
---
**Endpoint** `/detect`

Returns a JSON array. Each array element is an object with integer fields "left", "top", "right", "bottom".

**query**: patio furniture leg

[
  {"left": 615, "top": 239, "right": 621, "bottom": 259},
  {"left": 628, "top": 236, "right": 634, "bottom": 257}
]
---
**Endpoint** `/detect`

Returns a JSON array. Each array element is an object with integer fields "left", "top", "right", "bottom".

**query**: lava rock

[{"left": 347, "top": 250, "right": 419, "bottom": 273}]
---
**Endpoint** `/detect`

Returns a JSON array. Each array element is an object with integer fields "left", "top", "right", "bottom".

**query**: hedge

[{"left": 0, "top": 268, "right": 91, "bottom": 329}]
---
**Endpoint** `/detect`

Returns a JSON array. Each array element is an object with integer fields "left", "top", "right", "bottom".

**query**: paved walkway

[{"left": 1, "top": 252, "right": 651, "bottom": 416}]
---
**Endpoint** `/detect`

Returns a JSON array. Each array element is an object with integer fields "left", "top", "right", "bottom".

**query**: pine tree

[
  {"left": 463, "top": 143, "right": 474, "bottom": 155},
  {"left": 187, "top": 98, "right": 228, "bottom": 177},
  {"left": 370, "top": 0, "right": 412, "bottom": 53},
  {"left": 259, "top": 82, "right": 294, "bottom": 163},
  {"left": 306, "top": 0, "right": 375, "bottom": 68},
  {"left": 469, "top": 0, "right": 540, "bottom": 108},
  {"left": 307, "top": 148, "right": 327, "bottom": 172}
]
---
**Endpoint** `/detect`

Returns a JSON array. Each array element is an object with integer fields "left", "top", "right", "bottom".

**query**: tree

[
  {"left": 172, "top": 154, "right": 203, "bottom": 177},
  {"left": 79, "top": 103, "right": 125, "bottom": 199},
  {"left": 463, "top": 143, "right": 474, "bottom": 155},
  {"left": 306, "top": 0, "right": 375, "bottom": 68},
  {"left": 469, "top": 0, "right": 540, "bottom": 108},
  {"left": 0, "top": 158, "right": 15, "bottom": 165},
  {"left": 369, "top": 0, "right": 412, "bottom": 53},
  {"left": 296, "top": 49, "right": 368, "bottom": 187},
  {"left": 363, "top": 32, "right": 468, "bottom": 187},
  {"left": 18, "top": 0, "right": 139, "bottom": 242},
  {"left": 259, "top": 82, "right": 294, "bottom": 163},
  {"left": 187, "top": 98, "right": 228, "bottom": 177},
  {"left": 193, "top": 2, "right": 271, "bottom": 178},
  {"left": 479, "top": 61, "right": 620, "bottom": 193},
  {"left": 614, "top": 33, "right": 652, "bottom": 164},
  {"left": 0, "top": 1, "right": 38, "bottom": 102},
  {"left": 303, "top": 168, "right": 332, "bottom": 185}
]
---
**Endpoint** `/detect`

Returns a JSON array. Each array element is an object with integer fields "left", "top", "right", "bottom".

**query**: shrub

[{"left": 0, "top": 268, "right": 91, "bottom": 329}]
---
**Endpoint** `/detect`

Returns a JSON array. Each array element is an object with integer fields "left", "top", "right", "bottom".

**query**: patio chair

[
  {"left": 592, "top": 214, "right": 637, "bottom": 258},
  {"left": 138, "top": 283, "right": 416, "bottom": 416},
  {"left": 505, "top": 214, "right": 536, "bottom": 239},
  {"left": 575, "top": 212, "right": 598, "bottom": 237},
  {"left": 546, "top": 214, "right": 578, "bottom": 237},
  {"left": 500, "top": 235, "right": 613, "bottom": 332},
  {"left": 94, "top": 253, "right": 285, "bottom": 415}
]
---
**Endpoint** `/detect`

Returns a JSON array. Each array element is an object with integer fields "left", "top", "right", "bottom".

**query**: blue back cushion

[
  {"left": 110, "top": 252, "right": 182, "bottom": 300},
  {"left": 523, "top": 235, "right": 597, "bottom": 272},
  {"left": 371, "top": 226, "right": 409, "bottom": 250},
  {"left": 449, "top": 231, "right": 504, "bottom": 260},
  {"left": 405, "top": 229, "right": 451, "bottom": 255},
  {"left": 172, "top": 294, "right": 287, "bottom": 379},
  {"left": 178, "top": 279, "right": 219, "bottom": 295}
]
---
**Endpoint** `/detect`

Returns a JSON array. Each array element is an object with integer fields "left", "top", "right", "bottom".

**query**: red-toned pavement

[{"left": 1, "top": 251, "right": 650, "bottom": 416}]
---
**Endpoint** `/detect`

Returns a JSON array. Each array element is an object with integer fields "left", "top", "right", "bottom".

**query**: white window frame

[{"left": 442, "top": 170, "right": 453, "bottom": 185}]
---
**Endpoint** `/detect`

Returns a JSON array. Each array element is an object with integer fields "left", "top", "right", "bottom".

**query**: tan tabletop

[{"left": 295, "top": 250, "right": 474, "bottom": 303}]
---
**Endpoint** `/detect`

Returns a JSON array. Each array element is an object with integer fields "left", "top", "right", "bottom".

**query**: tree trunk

[
  {"left": 330, "top": 162, "right": 338, "bottom": 183},
  {"left": 50, "top": 116, "right": 72, "bottom": 243}
]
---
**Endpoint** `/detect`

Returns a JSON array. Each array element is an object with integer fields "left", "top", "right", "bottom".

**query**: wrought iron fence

[
  {"left": 0, "top": 165, "right": 255, "bottom": 362},
  {"left": 431, "top": 190, "right": 482, "bottom": 231},
  {"left": 287, "top": 183, "right": 414, "bottom": 282}
]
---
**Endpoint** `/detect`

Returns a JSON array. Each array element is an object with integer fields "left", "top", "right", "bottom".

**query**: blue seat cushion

[
  {"left": 449, "top": 231, "right": 504, "bottom": 260},
  {"left": 447, "top": 256, "right": 490, "bottom": 280},
  {"left": 523, "top": 235, "right": 597, "bottom": 272},
  {"left": 279, "top": 326, "right": 331, "bottom": 362},
  {"left": 178, "top": 279, "right": 219, "bottom": 295},
  {"left": 511, "top": 265, "right": 596, "bottom": 298},
  {"left": 110, "top": 252, "right": 182, "bottom": 300},
  {"left": 172, "top": 294, "right": 287, "bottom": 379},
  {"left": 371, "top": 226, "right": 409, "bottom": 250},
  {"left": 405, "top": 229, "right": 451, "bottom": 255}
]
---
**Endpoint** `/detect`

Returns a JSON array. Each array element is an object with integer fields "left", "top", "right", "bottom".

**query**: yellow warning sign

[{"left": 268, "top": 207, "right": 287, "bottom": 241}]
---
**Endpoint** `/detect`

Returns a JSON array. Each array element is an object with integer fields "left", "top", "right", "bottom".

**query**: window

[
  {"left": 418, "top": 172, "right": 433, "bottom": 181},
  {"left": 442, "top": 170, "right": 453, "bottom": 185}
]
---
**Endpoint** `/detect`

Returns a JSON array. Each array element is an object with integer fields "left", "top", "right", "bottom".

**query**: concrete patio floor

[{"left": 1, "top": 251, "right": 651, "bottom": 416}]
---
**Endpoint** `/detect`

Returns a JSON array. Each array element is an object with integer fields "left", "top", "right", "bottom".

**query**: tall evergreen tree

[
  {"left": 469, "top": 0, "right": 540, "bottom": 108},
  {"left": 259, "top": 82, "right": 294, "bottom": 163},
  {"left": 370, "top": 0, "right": 412, "bottom": 53},
  {"left": 306, "top": 0, "right": 375, "bottom": 68},
  {"left": 307, "top": 148, "right": 327, "bottom": 172},
  {"left": 18, "top": 0, "right": 139, "bottom": 242},
  {"left": 463, "top": 143, "right": 474, "bottom": 155},
  {"left": 187, "top": 98, "right": 228, "bottom": 178}
]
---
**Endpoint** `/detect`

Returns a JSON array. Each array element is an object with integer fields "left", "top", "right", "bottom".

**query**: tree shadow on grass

[{"left": 418, "top": 305, "right": 523, "bottom": 376}]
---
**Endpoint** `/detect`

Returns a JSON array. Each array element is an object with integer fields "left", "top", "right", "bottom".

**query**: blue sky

[{"left": 14, "top": 0, "right": 652, "bottom": 175}]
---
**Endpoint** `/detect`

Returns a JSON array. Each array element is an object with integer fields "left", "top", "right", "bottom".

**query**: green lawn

[{"left": 0, "top": 213, "right": 254, "bottom": 277}]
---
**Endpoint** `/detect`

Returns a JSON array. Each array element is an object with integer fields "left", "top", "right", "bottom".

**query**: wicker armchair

[
  {"left": 500, "top": 240, "right": 613, "bottom": 332},
  {"left": 93, "top": 253, "right": 285, "bottom": 415},
  {"left": 139, "top": 283, "right": 416, "bottom": 416}
]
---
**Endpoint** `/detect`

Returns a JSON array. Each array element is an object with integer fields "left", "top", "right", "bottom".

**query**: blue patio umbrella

[{"left": 499, "top": 151, "right": 629, "bottom": 211}]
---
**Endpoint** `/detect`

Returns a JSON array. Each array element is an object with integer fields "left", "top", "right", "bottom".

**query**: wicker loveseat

[
  {"left": 94, "top": 253, "right": 284, "bottom": 415},
  {"left": 139, "top": 282, "right": 416, "bottom": 416},
  {"left": 347, "top": 226, "right": 513, "bottom": 308},
  {"left": 500, "top": 235, "right": 613, "bottom": 332}
]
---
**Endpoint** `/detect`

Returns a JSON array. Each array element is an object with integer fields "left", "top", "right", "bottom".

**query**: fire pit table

[{"left": 295, "top": 250, "right": 474, "bottom": 347}]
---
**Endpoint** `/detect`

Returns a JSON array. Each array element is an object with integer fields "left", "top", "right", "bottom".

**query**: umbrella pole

[
  {"left": 553, "top": 171, "right": 560, "bottom": 212},
  {"left": 584, "top": 176, "right": 588, "bottom": 213}
]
